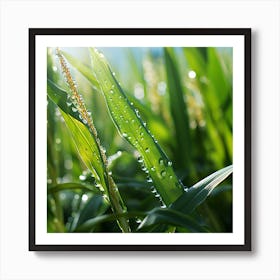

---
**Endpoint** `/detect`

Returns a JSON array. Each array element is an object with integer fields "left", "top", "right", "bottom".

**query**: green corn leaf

[
  {"left": 72, "top": 194, "right": 109, "bottom": 231},
  {"left": 137, "top": 208, "right": 206, "bottom": 232},
  {"left": 61, "top": 110, "right": 107, "bottom": 187},
  {"left": 171, "top": 165, "right": 233, "bottom": 214},
  {"left": 89, "top": 47, "right": 184, "bottom": 206},
  {"left": 47, "top": 182, "right": 100, "bottom": 195},
  {"left": 75, "top": 211, "right": 145, "bottom": 232},
  {"left": 47, "top": 79, "right": 82, "bottom": 122},
  {"left": 183, "top": 47, "right": 207, "bottom": 77},
  {"left": 47, "top": 80, "right": 106, "bottom": 186},
  {"left": 164, "top": 48, "right": 192, "bottom": 170}
]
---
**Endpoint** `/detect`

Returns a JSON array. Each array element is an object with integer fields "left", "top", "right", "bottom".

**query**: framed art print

[{"left": 29, "top": 28, "right": 251, "bottom": 251}]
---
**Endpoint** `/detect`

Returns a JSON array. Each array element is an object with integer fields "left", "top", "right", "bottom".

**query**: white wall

[{"left": 0, "top": 0, "right": 279, "bottom": 279}]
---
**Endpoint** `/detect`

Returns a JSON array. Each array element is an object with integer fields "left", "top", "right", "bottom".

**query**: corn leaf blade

[
  {"left": 164, "top": 48, "right": 192, "bottom": 170},
  {"left": 48, "top": 182, "right": 100, "bottom": 195},
  {"left": 89, "top": 47, "right": 184, "bottom": 206},
  {"left": 171, "top": 165, "right": 233, "bottom": 214},
  {"left": 47, "top": 80, "right": 106, "bottom": 186},
  {"left": 138, "top": 208, "right": 206, "bottom": 232}
]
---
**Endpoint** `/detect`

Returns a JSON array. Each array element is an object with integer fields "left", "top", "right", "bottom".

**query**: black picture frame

[{"left": 29, "top": 28, "right": 251, "bottom": 251}]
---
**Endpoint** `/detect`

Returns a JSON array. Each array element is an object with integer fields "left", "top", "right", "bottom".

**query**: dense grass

[{"left": 47, "top": 47, "right": 233, "bottom": 233}]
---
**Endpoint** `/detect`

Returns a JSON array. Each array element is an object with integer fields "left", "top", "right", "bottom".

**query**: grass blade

[
  {"left": 48, "top": 182, "right": 100, "bottom": 195},
  {"left": 89, "top": 47, "right": 184, "bottom": 206},
  {"left": 48, "top": 81, "right": 106, "bottom": 186},
  {"left": 138, "top": 208, "right": 206, "bottom": 232},
  {"left": 171, "top": 165, "right": 233, "bottom": 214},
  {"left": 164, "top": 48, "right": 192, "bottom": 170}
]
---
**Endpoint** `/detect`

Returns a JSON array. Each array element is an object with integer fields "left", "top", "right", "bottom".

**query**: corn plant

[{"left": 47, "top": 46, "right": 233, "bottom": 233}]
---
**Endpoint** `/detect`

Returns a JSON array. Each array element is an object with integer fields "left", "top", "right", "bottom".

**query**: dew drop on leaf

[
  {"left": 159, "top": 158, "right": 164, "bottom": 165},
  {"left": 161, "top": 170, "right": 166, "bottom": 178},
  {"left": 137, "top": 156, "right": 143, "bottom": 163},
  {"left": 145, "top": 147, "right": 150, "bottom": 153}
]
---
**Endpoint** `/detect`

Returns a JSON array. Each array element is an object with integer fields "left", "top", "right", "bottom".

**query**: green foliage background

[{"left": 47, "top": 47, "right": 233, "bottom": 233}]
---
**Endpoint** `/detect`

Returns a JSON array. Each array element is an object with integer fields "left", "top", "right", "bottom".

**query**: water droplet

[
  {"left": 72, "top": 107, "right": 78, "bottom": 112},
  {"left": 169, "top": 175, "right": 173, "bottom": 179},
  {"left": 142, "top": 166, "right": 147, "bottom": 171},
  {"left": 108, "top": 171, "right": 112, "bottom": 176},
  {"left": 79, "top": 174, "right": 86, "bottom": 181},
  {"left": 82, "top": 194, "right": 88, "bottom": 202},
  {"left": 137, "top": 156, "right": 143, "bottom": 162},
  {"left": 151, "top": 187, "right": 157, "bottom": 194},
  {"left": 66, "top": 101, "right": 72, "bottom": 107},
  {"left": 167, "top": 161, "right": 172, "bottom": 166},
  {"left": 145, "top": 147, "right": 150, "bottom": 153},
  {"left": 55, "top": 138, "right": 61, "bottom": 144},
  {"left": 147, "top": 177, "right": 153, "bottom": 183},
  {"left": 143, "top": 122, "right": 146, "bottom": 127},
  {"left": 122, "top": 132, "right": 128, "bottom": 137},
  {"left": 159, "top": 158, "right": 164, "bottom": 165},
  {"left": 82, "top": 119, "right": 87, "bottom": 124},
  {"left": 109, "top": 89, "right": 114, "bottom": 94},
  {"left": 151, "top": 167, "right": 156, "bottom": 172},
  {"left": 161, "top": 170, "right": 166, "bottom": 178},
  {"left": 130, "top": 102, "right": 134, "bottom": 106}
]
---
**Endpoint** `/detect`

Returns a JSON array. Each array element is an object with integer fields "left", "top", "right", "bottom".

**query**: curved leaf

[
  {"left": 138, "top": 208, "right": 206, "bottom": 232},
  {"left": 171, "top": 165, "right": 233, "bottom": 214},
  {"left": 48, "top": 182, "right": 99, "bottom": 195}
]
